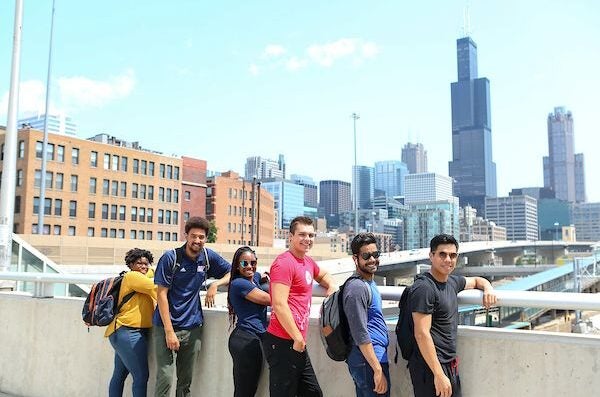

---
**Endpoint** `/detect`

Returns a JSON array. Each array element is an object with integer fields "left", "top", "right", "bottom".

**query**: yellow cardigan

[{"left": 104, "top": 268, "right": 157, "bottom": 337}]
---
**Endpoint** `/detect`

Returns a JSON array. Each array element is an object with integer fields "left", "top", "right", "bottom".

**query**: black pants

[
  {"left": 408, "top": 357, "right": 462, "bottom": 397},
  {"left": 228, "top": 328, "right": 264, "bottom": 397},
  {"left": 262, "top": 332, "right": 323, "bottom": 397}
]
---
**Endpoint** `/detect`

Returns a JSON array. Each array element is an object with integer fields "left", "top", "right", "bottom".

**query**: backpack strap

[
  {"left": 168, "top": 244, "right": 186, "bottom": 289},
  {"left": 343, "top": 275, "right": 373, "bottom": 307}
]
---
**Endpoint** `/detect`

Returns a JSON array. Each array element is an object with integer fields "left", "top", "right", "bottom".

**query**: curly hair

[
  {"left": 124, "top": 248, "right": 154, "bottom": 268},
  {"left": 226, "top": 246, "right": 257, "bottom": 329}
]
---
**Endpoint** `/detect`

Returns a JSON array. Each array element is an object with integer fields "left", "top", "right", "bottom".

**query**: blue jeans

[
  {"left": 108, "top": 326, "right": 150, "bottom": 397},
  {"left": 347, "top": 350, "right": 390, "bottom": 397}
]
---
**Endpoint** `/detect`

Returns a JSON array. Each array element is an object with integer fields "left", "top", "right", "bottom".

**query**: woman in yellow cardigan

[{"left": 105, "top": 248, "right": 157, "bottom": 397}]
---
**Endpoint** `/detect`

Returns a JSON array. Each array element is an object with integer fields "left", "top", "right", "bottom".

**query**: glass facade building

[
  {"left": 374, "top": 160, "right": 408, "bottom": 198},
  {"left": 260, "top": 179, "right": 304, "bottom": 230},
  {"left": 448, "top": 36, "right": 497, "bottom": 215}
]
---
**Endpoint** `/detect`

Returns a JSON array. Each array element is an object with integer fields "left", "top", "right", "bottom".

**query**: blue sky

[{"left": 1, "top": 1, "right": 599, "bottom": 204}]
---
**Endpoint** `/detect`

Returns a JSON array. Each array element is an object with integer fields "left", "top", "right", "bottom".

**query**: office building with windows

[
  {"left": 352, "top": 165, "right": 374, "bottom": 210},
  {"left": 401, "top": 143, "right": 428, "bottom": 174},
  {"left": 260, "top": 178, "right": 303, "bottom": 230},
  {"left": 448, "top": 36, "right": 497, "bottom": 215},
  {"left": 485, "top": 195, "right": 538, "bottom": 241},
  {"left": 244, "top": 154, "right": 286, "bottom": 180},
  {"left": 570, "top": 202, "right": 600, "bottom": 242},
  {"left": 404, "top": 173, "right": 453, "bottom": 204},
  {"left": 205, "top": 171, "right": 274, "bottom": 246},
  {"left": 18, "top": 113, "right": 77, "bottom": 136},
  {"left": 543, "top": 107, "right": 586, "bottom": 203},
  {"left": 374, "top": 160, "right": 408, "bottom": 198},
  {"left": 319, "top": 180, "right": 352, "bottom": 229},
  {"left": 0, "top": 127, "right": 192, "bottom": 241}
]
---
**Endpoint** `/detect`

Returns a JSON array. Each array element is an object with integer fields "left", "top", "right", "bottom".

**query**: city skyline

[{"left": 1, "top": 1, "right": 599, "bottom": 201}]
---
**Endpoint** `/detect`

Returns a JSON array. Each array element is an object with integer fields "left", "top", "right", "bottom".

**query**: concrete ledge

[{"left": 1, "top": 293, "right": 600, "bottom": 396}]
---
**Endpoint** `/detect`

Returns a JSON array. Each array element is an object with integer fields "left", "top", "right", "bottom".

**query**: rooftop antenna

[{"left": 462, "top": 4, "right": 472, "bottom": 37}]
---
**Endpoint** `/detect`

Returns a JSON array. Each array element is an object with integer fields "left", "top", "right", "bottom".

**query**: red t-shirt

[{"left": 267, "top": 250, "right": 320, "bottom": 340}]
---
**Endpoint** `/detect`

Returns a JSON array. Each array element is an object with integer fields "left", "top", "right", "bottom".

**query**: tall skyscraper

[
  {"left": 18, "top": 113, "right": 77, "bottom": 136},
  {"left": 374, "top": 160, "right": 408, "bottom": 198},
  {"left": 290, "top": 174, "right": 318, "bottom": 208},
  {"left": 543, "top": 107, "right": 586, "bottom": 203},
  {"left": 244, "top": 154, "right": 285, "bottom": 180},
  {"left": 352, "top": 165, "right": 374, "bottom": 210},
  {"left": 401, "top": 143, "right": 428, "bottom": 174},
  {"left": 319, "top": 180, "right": 351, "bottom": 228},
  {"left": 448, "top": 36, "right": 497, "bottom": 215}
]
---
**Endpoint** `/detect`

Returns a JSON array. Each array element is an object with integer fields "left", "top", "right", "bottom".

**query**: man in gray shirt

[{"left": 342, "top": 233, "right": 390, "bottom": 396}]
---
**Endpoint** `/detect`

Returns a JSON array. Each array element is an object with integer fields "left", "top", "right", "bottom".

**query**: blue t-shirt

[
  {"left": 229, "top": 273, "right": 268, "bottom": 336},
  {"left": 153, "top": 247, "right": 231, "bottom": 330},
  {"left": 344, "top": 278, "right": 389, "bottom": 365}
]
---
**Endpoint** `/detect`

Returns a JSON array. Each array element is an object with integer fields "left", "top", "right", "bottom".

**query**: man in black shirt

[{"left": 409, "top": 234, "right": 497, "bottom": 397}]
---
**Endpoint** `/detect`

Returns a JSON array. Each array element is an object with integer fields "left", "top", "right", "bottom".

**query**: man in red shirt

[{"left": 263, "top": 216, "right": 336, "bottom": 396}]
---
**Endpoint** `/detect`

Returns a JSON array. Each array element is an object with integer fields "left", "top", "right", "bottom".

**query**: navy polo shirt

[{"left": 153, "top": 247, "right": 231, "bottom": 330}]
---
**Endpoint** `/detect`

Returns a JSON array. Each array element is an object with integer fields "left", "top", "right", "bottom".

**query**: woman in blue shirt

[{"left": 227, "top": 246, "right": 271, "bottom": 397}]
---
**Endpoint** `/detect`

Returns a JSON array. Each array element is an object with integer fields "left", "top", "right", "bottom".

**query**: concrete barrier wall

[{"left": 1, "top": 293, "right": 599, "bottom": 396}]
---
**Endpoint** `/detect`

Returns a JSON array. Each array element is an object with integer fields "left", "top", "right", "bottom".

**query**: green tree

[{"left": 207, "top": 220, "right": 218, "bottom": 243}]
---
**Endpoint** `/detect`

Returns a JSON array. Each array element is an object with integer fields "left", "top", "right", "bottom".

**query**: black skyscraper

[{"left": 448, "top": 36, "right": 497, "bottom": 216}]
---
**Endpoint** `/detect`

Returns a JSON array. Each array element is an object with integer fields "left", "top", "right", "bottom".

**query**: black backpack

[
  {"left": 319, "top": 275, "right": 372, "bottom": 361},
  {"left": 82, "top": 271, "right": 135, "bottom": 327},
  {"left": 395, "top": 273, "right": 438, "bottom": 361}
]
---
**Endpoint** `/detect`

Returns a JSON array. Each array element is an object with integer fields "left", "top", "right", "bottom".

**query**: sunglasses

[
  {"left": 437, "top": 251, "right": 458, "bottom": 260},
  {"left": 239, "top": 260, "right": 257, "bottom": 268},
  {"left": 359, "top": 251, "right": 380, "bottom": 260}
]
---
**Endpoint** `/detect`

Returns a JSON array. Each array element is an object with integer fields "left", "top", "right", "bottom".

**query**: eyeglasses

[
  {"left": 239, "top": 260, "right": 257, "bottom": 268},
  {"left": 359, "top": 251, "right": 380, "bottom": 260},
  {"left": 437, "top": 251, "right": 458, "bottom": 260}
]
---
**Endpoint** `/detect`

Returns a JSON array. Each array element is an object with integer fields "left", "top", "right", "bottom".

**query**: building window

[
  {"left": 111, "top": 180, "right": 118, "bottom": 196},
  {"left": 68, "top": 226, "right": 76, "bottom": 236},
  {"left": 172, "top": 232, "right": 177, "bottom": 241},
  {"left": 87, "top": 227, "right": 95, "bottom": 237},
  {"left": 18, "top": 141, "right": 25, "bottom": 158},
  {"left": 102, "top": 204, "right": 109, "bottom": 220},
  {"left": 14, "top": 196, "right": 21, "bottom": 214},
  {"left": 184, "top": 212, "right": 190, "bottom": 222},
  {"left": 174, "top": 166, "right": 180, "bottom": 180},
  {"left": 146, "top": 208, "right": 153, "bottom": 223},
  {"left": 119, "top": 205, "right": 125, "bottom": 221},
  {"left": 149, "top": 162, "right": 155, "bottom": 176},
  {"left": 54, "top": 199, "right": 62, "bottom": 216},
  {"left": 185, "top": 191, "right": 191, "bottom": 201},
  {"left": 158, "top": 209, "right": 164, "bottom": 224},
  {"left": 69, "top": 200, "right": 77, "bottom": 217},
  {"left": 103, "top": 154, "right": 110, "bottom": 170},
  {"left": 53, "top": 225, "right": 61, "bottom": 235},
  {"left": 90, "top": 151, "right": 98, "bottom": 167},
  {"left": 102, "top": 179, "right": 109, "bottom": 195},
  {"left": 130, "top": 230, "right": 137, "bottom": 239},
  {"left": 33, "top": 197, "right": 40, "bottom": 215},
  {"left": 120, "top": 182, "right": 127, "bottom": 197},
  {"left": 101, "top": 228, "right": 108, "bottom": 238},
  {"left": 121, "top": 156, "right": 128, "bottom": 172},
  {"left": 166, "top": 165, "right": 173, "bottom": 179},
  {"left": 43, "top": 198, "right": 51, "bottom": 215},
  {"left": 46, "top": 143, "right": 54, "bottom": 160},
  {"left": 139, "top": 207, "right": 145, "bottom": 223},
  {"left": 112, "top": 155, "right": 119, "bottom": 171},
  {"left": 89, "top": 177, "right": 97, "bottom": 194},
  {"left": 147, "top": 231, "right": 152, "bottom": 240},
  {"left": 88, "top": 202, "right": 95, "bottom": 219},
  {"left": 148, "top": 185, "right": 154, "bottom": 200},
  {"left": 131, "top": 207, "right": 137, "bottom": 222},
  {"left": 133, "top": 159, "right": 139, "bottom": 174},
  {"left": 159, "top": 164, "right": 165, "bottom": 178},
  {"left": 34, "top": 169, "right": 41, "bottom": 188},
  {"left": 166, "top": 188, "right": 172, "bottom": 202},
  {"left": 118, "top": 229, "right": 125, "bottom": 239},
  {"left": 173, "top": 211, "right": 179, "bottom": 225},
  {"left": 55, "top": 173, "right": 64, "bottom": 190},
  {"left": 132, "top": 183, "right": 138, "bottom": 199},
  {"left": 56, "top": 145, "right": 65, "bottom": 162},
  {"left": 110, "top": 228, "right": 117, "bottom": 238},
  {"left": 16, "top": 169, "right": 24, "bottom": 187},
  {"left": 165, "top": 210, "right": 172, "bottom": 225},
  {"left": 141, "top": 160, "right": 147, "bottom": 175},
  {"left": 165, "top": 232, "right": 171, "bottom": 241},
  {"left": 158, "top": 187, "right": 165, "bottom": 202},
  {"left": 157, "top": 231, "right": 163, "bottom": 241},
  {"left": 140, "top": 184, "right": 146, "bottom": 199},
  {"left": 173, "top": 189, "right": 179, "bottom": 203},
  {"left": 110, "top": 205, "right": 117, "bottom": 220},
  {"left": 45, "top": 171, "right": 53, "bottom": 190},
  {"left": 35, "top": 141, "right": 43, "bottom": 158},
  {"left": 139, "top": 230, "right": 145, "bottom": 240},
  {"left": 71, "top": 148, "right": 79, "bottom": 165},
  {"left": 70, "top": 175, "right": 78, "bottom": 192}
]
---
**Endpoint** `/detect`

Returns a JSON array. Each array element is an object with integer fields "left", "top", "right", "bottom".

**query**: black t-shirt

[{"left": 409, "top": 272, "right": 466, "bottom": 363}]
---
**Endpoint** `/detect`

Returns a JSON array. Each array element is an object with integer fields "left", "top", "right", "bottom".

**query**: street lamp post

[{"left": 352, "top": 113, "right": 360, "bottom": 234}]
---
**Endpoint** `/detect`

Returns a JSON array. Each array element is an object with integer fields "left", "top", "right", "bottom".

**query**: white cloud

[
  {"left": 58, "top": 69, "right": 136, "bottom": 109},
  {"left": 250, "top": 38, "right": 379, "bottom": 75},
  {"left": 263, "top": 44, "right": 286, "bottom": 58},
  {"left": 285, "top": 57, "right": 308, "bottom": 71}
]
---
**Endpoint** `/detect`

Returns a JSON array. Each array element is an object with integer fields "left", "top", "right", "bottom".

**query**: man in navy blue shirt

[
  {"left": 153, "top": 216, "right": 231, "bottom": 397},
  {"left": 343, "top": 233, "right": 390, "bottom": 396}
]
